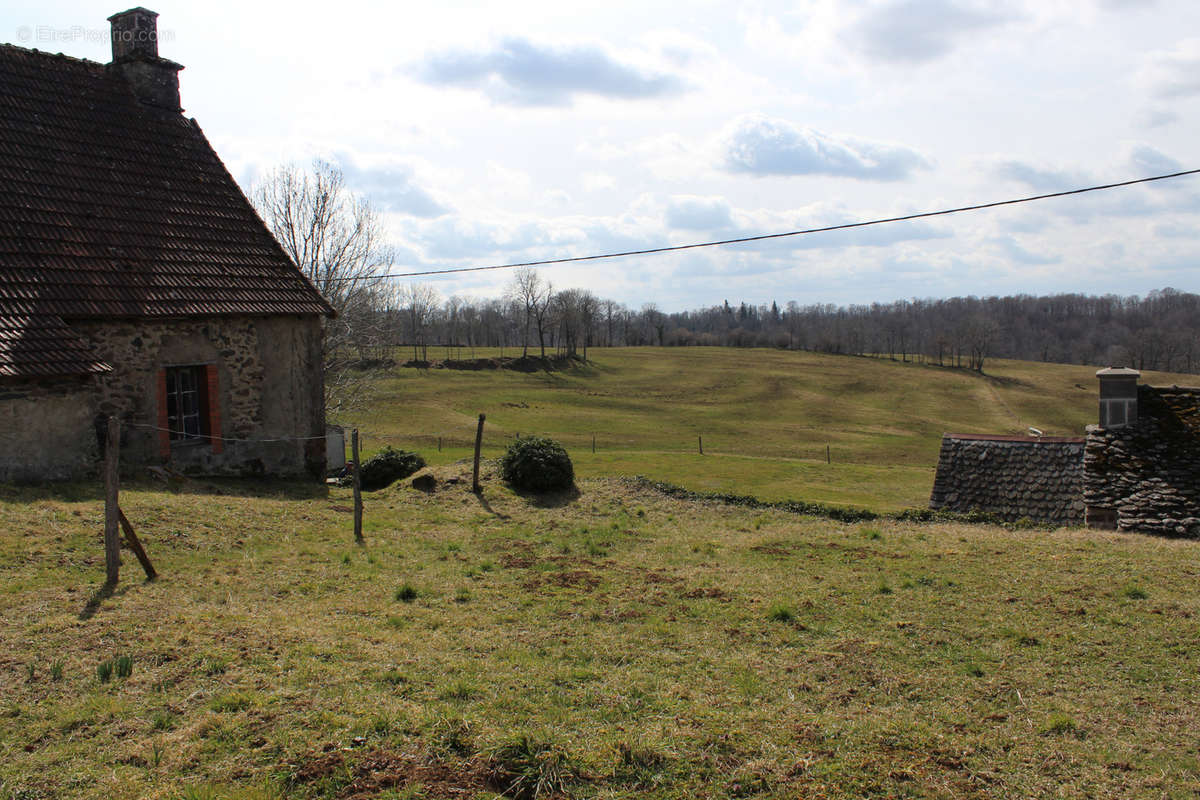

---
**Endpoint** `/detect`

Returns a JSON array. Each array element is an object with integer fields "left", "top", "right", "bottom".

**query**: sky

[{"left": 5, "top": 0, "right": 1200, "bottom": 311}]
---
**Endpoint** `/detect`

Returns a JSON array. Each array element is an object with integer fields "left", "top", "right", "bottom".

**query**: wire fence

[{"left": 350, "top": 427, "right": 839, "bottom": 465}]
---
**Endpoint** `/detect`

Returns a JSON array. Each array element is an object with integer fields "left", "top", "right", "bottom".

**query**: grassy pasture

[
  {"left": 4, "top": 348, "right": 1200, "bottom": 798},
  {"left": 344, "top": 347, "right": 1192, "bottom": 511},
  {"left": 2, "top": 469, "right": 1198, "bottom": 799}
]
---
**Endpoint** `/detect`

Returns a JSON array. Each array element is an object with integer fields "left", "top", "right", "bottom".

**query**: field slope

[{"left": 344, "top": 347, "right": 1193, "bottom": 511}]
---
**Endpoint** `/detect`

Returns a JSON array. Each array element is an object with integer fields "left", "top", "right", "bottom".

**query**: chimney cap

[
  {"left": 108, "top": 6, "right": 180, "bottom": 66},
  {"left": 1096, "top": 367, "right": 1140, "bottom": 377},
  {"left": 107, "top": 6, "right": 159, "bottom": 23}
]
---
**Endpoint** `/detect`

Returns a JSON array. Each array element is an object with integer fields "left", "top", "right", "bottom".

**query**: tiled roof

[
  {"left": 929, "top": 434, "right": 1086, "bottom": 525},
  {"left": 0, "top": 44, "right": 333, "bottom": 375},
  {"left": 0, "top": 315, "right": 111, "bottom": 377}
]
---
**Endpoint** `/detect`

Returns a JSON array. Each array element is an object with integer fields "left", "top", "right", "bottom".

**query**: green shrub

[
  {"left": 500, "top": 436, "right": 574, "bottom": 492},
  {"left": 358, "top": 447, "right": 426, "bottom": 491}
]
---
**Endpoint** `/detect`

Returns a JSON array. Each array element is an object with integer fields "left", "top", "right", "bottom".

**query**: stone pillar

[{"left": 1096, "top": 367, "right": 1139, "bottom": 429}]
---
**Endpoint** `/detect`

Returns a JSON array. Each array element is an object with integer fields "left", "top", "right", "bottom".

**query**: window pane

[{"left": 166, "top": 365, "right": 207, "bottom": 441}]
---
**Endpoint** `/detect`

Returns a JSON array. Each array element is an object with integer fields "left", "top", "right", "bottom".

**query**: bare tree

[
  {"left": 252, "top": 159, "right": 393, "bottom": 413},
  {"left": 508, "top": 267, "right": 553, "bottom": 358},
  {"left": 400, "top": 283, "right": 440, "bottom": 363}
]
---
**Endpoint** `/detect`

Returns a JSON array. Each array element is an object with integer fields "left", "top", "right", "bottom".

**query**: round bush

[
  {"left": 358, "top": 447, "right": 426, "bottom": 491},
  {"left": 500, "top": 436, "right": 574, "bottom": 492}
]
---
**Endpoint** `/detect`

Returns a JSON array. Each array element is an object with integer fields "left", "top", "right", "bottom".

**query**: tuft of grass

[
  {"left": 150, "top": 710, "right": 176, "bottom": 731},
  {"left": 766, "top": 604, "right": 795, "bottom": 623},
  {"left": 199, "top": 655, "right": 228, "bottom": 676},
  {"left": 1122, "top": 584, "right": 1148, "bottom": 600},
  {"left": 208, "top": 691, "right": 255, "bottom": 713},
  {"left": 49, "top": 660, "right": 64, "bottom": 682},
  {"left": 454, "top": 587, "right": 472, "bottom": 603},
  {"left": 114, "top": 654, "right": 133, "bottom": 679},
  {"left": 96, "top": 659, "right": 113, "bottom": 684},
  {"left": 438, "top": 679, "right": 477, "bottom": 701},
  {"left": 429, "top": 715, "right": 473, "bottom": 757},
  {"left": 395, "top": 583, "right": 419, "bottom": 603},
  {"left": 487, "top": 736, "right": 578, "bottom": 800},
  {"left": 1043, "top": 713, "right": 1080, "bottom": 736}
]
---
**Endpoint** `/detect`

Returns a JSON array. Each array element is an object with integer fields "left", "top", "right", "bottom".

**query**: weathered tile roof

[
  {"left": 0, "top": 315, "right": 111, "bottom": 377},
  {"left": 929, "top": 434, "right": 1086, "bottom": 525},
  {"left": 0, "top": 43, "right": 333, "bottom": 376}
]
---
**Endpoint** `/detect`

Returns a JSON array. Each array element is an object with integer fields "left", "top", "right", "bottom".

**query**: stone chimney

[
  {"left": 107, "top": 8, "right": 183, "bottom": 111},
  {"left": 1096, "top": 367, "right": 1139, "bottom": 428}
]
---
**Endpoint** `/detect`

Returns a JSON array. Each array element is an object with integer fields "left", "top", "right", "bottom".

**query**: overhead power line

[{"left": 351, "top": 167, "right": 1200, "bottom": 281}]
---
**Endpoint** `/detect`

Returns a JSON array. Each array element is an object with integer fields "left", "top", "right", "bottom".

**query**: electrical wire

[{"left": 336, "top": 167, "right": 1200, "bottom": 281}]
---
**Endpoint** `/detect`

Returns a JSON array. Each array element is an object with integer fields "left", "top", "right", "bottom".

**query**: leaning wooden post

[
  {"left": 103, "top": 416, "right": 121, "bottom": 586},
  {"left": 352, "top": 429, "right": 363, "bottom": 544},
  {"left": 472, "top": 414, "right": 486, "bottom": 494},
  {"left": 118, "top": 509, "right": 157, "bottom": 581}
]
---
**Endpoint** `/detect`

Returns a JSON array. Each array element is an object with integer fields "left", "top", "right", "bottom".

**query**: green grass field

[
  {"left": 342, "top": 347, "right": 1192, "bottom": 512},
  {"left": 3, "top": 348, "right": 1199, "bottom": 799},
  {"left": 2, "top": 469, "right": 1198, "bottom": 799}
]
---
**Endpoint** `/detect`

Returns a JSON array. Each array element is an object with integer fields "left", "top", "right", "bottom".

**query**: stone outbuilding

[
  {"left": 1083, "top": 374, "right": 1200, "bottom": 536},
  {"left": 930, "top": 367, "right": 1200, "bottom": 534},
  {"left": 0, "top": 8, "right": 335, "bottom": 482}
]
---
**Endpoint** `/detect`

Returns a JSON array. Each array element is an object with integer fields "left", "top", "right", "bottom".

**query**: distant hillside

[{"left": 344, "top": 347, "right": 1195, "bottom": 511}]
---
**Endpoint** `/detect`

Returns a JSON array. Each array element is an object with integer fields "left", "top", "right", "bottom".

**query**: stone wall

[
  {"left": 929, "top": 435, "right": 1086, "bottom": 525},
  {"left": 1084, "top": 385, "right": 1200, "bottom": 536},
  {"left": 0, "top": 315, "right": 325, "bottom": 481},
  {"left": 0, "top": 376, "right": 97, "bottom": 482}
]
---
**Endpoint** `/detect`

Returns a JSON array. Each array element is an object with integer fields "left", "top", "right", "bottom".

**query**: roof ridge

[{"left": 0, "top": 41, "right": 108, "bottom": 71}]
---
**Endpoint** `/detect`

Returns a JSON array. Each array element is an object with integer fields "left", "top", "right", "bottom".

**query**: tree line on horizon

[
  {"left": 377, "top": 282, "right": 1200, "bottom": 376},
  {"left": 251, "top": 161, "right": 1199, "bottom": 411}
]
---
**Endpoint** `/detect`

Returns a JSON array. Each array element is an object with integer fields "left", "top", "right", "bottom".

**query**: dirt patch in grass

[
  {"left": 290, "top": 746, "right": 495, "bottom": 799},
  {"left": 682, "top": 586, "right": 733, "bottom": 601},
  {"left": 524, "top": 569, "right": 602, "bottom": 592}
]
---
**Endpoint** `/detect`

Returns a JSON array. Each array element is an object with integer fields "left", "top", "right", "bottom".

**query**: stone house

[
  {"left": 0, "top": 8, "right": 334, "bottom": 482},
  {"left": 930, "top": 368, "right": 1200, "bottom": 534}
]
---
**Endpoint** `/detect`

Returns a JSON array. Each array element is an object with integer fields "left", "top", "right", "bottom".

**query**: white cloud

[
  {"left": 335, "top": 155, "right": 450, "bottom": 218},
  {"left": 411, "top": 37, "right": 688, "bottom": 106},
  {"left": 719, "top": 114, "right": 931, "bottom": 181},
  {"left": 992, "top": 159, "right": 1093, "bottom": 192},
  {"left": 665, "top": 195, "right": 735, "bottom": 231},
  {"left": 843, "top": 0, "right": 1014, "bottom": 64},
  {"left": 1137, "top": 37, "right": 1200, "bottom": 98}
]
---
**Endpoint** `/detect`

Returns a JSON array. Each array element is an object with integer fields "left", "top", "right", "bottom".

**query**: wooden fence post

[
  {"left": 592, "top": 433, "right": 596, "bottom": 454},
  {"left": 352, "top": 429, "right": 363, "bottom": 544},
  {"left": 698, "top": 435, "right": 703, "bottom": 455},
  {"left": 472, "top": 414, "right": 486, "bottom": 494},
  {"left": 104, "top": 417, "right": 121, "bottom": 586},
  {"left": 826, "top": 444, "right": 831, "bottom": 464}
]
